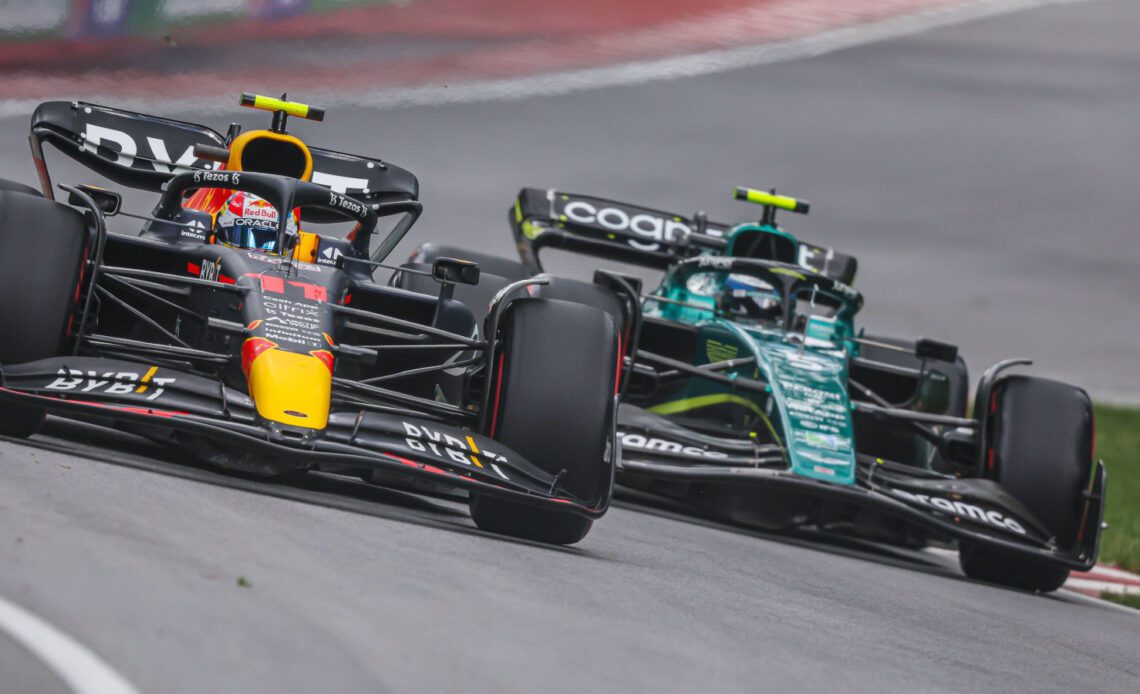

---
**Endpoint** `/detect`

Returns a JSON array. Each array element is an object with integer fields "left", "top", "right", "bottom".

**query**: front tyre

[
  {"left": 469, "top": 298, "right": 619, "bottom": 545},
  {"left": 958, "top": 546, "right": 1070, "bottom": 593},
  {"left": 0, "top": 189, "right": 89, "bottom": 438},
  {"left": 469, "top": 494, "right": 595, "bottom": 546},
  {"left": 958, "top": 376, "right": 1093, "bottom": 592}
]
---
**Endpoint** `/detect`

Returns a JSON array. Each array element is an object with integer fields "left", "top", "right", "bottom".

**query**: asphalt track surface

[{"left": 1, "top": 1, "right": 1139, "bottom": 692}]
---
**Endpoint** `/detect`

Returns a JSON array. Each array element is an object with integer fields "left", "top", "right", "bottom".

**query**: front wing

[
  {"left": 617, "top": 407, "right": 1104, "bottom": 570},
  {"left": 0, "top": 356, "right": 608, "bottom": 518}
]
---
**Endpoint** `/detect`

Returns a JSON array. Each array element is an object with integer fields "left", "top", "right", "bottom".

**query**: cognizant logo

[{"left": 561, "top": 200, "right": 709, "bottom": 250}]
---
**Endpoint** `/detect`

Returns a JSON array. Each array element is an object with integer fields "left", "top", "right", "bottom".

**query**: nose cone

[{"left": 243, "top": 339, "right": 332, "bottom": 429}]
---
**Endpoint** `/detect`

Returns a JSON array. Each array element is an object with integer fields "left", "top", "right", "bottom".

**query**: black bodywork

[
  {"left": 503, "top": 187, "right": 1105, "bottom": 571},
  {"left": 0, "top": 103, "right": 615, "bottom": 520}
]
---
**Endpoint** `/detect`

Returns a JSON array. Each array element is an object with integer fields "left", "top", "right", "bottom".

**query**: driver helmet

[
  {"left": 719, "top": 273, "right": 781, "bottom": 321},
  {"left": 214, "top": 192, "right": 300, "bottom": 254}
]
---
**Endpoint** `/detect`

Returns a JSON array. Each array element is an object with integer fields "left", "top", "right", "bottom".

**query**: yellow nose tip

[{"left": 246, "top": 348, "right": 332, "bottom": 429}]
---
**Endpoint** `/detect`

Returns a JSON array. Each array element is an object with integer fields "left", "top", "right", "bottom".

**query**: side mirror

[
  {"left": 69, "top": 184, "right": 122, "bottom": 216},
  {"left": 916, "top": 337, "right": 959, "bottom": 363},
  {"left": 432, "top": 257, "right": 480, "bottom": 286},
  {"left": 192, "top": 143, "right": 231, "bottom": 164}
]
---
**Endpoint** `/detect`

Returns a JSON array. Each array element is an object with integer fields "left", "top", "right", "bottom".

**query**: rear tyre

[
  {"left": 958, "top": 376, "right": 1093, "bottom": 592},
  {"left": 469, "top": 298, "right": 618, "bottom": 545},
  {"left": 0, "top": 191, "right": 89, "bottom": 438}
]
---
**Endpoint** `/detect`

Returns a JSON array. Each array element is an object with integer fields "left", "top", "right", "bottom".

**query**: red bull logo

[{"left": 242, "top": 196, "right": 279, "bottom": 220}]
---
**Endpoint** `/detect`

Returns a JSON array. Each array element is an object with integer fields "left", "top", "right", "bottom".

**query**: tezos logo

[
  {"left": 192, "top": 170, "right": 238, "bottom": 185},
  {"left": 328, "top": 192, "right": 365, "bottom": 217}
]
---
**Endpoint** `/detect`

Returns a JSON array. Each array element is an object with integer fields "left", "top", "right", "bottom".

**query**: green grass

[
  {"left": 1095, "top": 405, "right": 1140, "bottom": 572},
  {"left": 1099, "top": 591, "right": 1140, "bottom": 610}
]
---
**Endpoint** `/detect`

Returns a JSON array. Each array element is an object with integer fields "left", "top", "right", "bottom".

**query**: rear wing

[
  {"left": 29, "top": 101, "right": 419, "bottom": 219},
  {"left": 510, "top": 188, "right": 857, "bottom": 284}
]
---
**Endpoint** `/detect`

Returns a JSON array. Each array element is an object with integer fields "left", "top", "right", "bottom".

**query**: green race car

[{"left": 397, "top": 186, "right": 1106, "bottom": 593}]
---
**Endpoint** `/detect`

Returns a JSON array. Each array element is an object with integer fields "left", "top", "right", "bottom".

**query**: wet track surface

[{"left": 1, "top": 1, "right": 1139, "bottom": 692}]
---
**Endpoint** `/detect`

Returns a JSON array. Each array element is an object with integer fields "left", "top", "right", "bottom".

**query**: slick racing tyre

[
  {"left": 534, "top": 277, "right": 630, "bottom": 344},
  {"left": 0, "top": 188, "right": 89, "bottom": 437},
  {"left": 469, "top": 298, "right": 619, "bottom": 545},
  {"left": 959, "top": 376, "right": 1093, "bottom": 592}
]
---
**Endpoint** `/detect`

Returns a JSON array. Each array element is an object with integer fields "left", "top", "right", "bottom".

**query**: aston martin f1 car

[
  {"left": 0, "top": 95, "right": 624, "bottom": 545},
  {"left": 404, "top": 186, "right": 1106, "bottom": 591}
]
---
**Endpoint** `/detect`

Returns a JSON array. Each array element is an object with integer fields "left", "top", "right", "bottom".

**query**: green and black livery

[{"left": 407, "top": 185, "right": 1106, "bottom": 593}]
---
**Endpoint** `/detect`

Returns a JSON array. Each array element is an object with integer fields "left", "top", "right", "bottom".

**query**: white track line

[
  {"left": 0, "top": 594, "right": 140, "bottom": 694},
  {"left": 0, "top": 0, "right": 1100, "bottom": 119}
]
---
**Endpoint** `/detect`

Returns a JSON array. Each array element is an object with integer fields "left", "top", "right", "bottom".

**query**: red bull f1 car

[
  {"left": 402, "top": 186, "right": 1107, "bottom": 592},
  {"left": 0, "top": 95, "right": 625, "bottom": 545}
]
